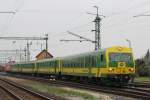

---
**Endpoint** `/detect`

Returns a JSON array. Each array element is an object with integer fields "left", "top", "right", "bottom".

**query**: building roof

[{"left": 36, "top": 49, "right": 53, "bottom": 58}]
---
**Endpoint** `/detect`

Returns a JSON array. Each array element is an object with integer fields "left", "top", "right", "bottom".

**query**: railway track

[
  {"left": 0, "top": 85, "right": 20, "bottom": 100},
  {"left": 49, "top": 80, "right": 150, "bottom": 100},
  {"left": 129, "top": 82, "right": 150, "bottom": 88},
  {"left": 5, "top": 74, "right": 150, "bottom": 100},
  {"left": 0, "top": 77, "right": 53, "bottom": 100},
  {"left": 125, "top": 86, "right": 150, "bottom": 94}
]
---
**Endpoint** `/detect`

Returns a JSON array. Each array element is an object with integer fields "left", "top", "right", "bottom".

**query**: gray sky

[{"left": 0, "top": 0, "right": 150, "bottom": 61}]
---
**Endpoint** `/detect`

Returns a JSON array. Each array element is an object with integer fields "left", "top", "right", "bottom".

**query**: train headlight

[
  {"left": 109, "top": 68, "right": 112, "bottom": 71},
  {"left": 129, "top": 68, "right": 134, "bottom": 72},
  {"left": 109, "top": 68, "right": 114, "bottom": 72},
  {"left": 117, "top": 47, "right": 123, "bottom": 51}
]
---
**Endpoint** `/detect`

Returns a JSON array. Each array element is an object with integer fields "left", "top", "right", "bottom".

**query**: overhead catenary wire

[
  {"left": 103, "top": 0, "right": 150, "bottom": 17},
  {"left": 0, "top": 0, "right": 25, "bottom": 35}
]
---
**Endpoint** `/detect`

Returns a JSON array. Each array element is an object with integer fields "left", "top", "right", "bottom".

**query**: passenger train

[{"left": 9, "top": 46, "right": 135, "bottom": 85}]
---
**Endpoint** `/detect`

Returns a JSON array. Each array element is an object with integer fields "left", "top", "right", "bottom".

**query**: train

[{"left": 8, "top": 46, "right": 135, "bottom": 85}]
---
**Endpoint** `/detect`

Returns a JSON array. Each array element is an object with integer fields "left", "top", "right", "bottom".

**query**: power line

[
  {"left": 60, "top": 31, "right": 95, "bottom": 43},
  {"left": 0, "top": 11, "right": 16, "bottom": 35},
  {"left": 133, "top": 14, "right": 150, "bottom": 17},
  {"left": 106, "top": 0, "right": 150, "bottom": 17},
  {"left": 0, "top": 11, "right": 16, "bottom": 14},
  {"left": 67, "top": 21, "right": 93, "bottom": 31}
]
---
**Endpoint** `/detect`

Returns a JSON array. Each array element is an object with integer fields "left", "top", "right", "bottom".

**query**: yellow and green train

[{"left": 9, "top": 46, "right": 135, "bottom": 85}]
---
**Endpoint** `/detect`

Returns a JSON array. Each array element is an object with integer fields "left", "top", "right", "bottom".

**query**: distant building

[{"left": 36, "top": 49, "right": 53, "bottom": 60}]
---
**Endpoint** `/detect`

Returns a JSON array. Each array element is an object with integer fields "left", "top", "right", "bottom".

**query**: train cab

[{"left": 105, "top": 46, "right": 135, "bottom": 84}]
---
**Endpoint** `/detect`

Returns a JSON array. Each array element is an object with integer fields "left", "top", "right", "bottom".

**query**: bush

[{"left": 137, "top": 66, "right": 150, "bottom": 77}]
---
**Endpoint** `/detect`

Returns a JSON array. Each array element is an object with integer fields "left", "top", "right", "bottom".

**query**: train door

[{"left": 98, "top": 51, "right": 106, "bottom": 77}]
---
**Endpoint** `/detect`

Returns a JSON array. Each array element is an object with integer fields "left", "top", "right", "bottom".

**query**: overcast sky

[{"left": 0, "top": 0, "right": 150, "bottom": 61}]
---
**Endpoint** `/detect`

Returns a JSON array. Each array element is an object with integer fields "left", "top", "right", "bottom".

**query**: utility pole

[
  {"left": 61, "top": 6, "right": 105, "bottom": 51},
  {"left": 41, "top": 44, "right": 43, "bottom": 51},
  {"left": 95, "top": 6, "right": 101, "bottom": 50},
  {"left": 24, "top": 47, "right": 27, "bottom": 62},
  {"left": 27, "top": 42, "right": 30, "bottom": 61},
  {"left": 45, "top": 34, "right": 48, "bottom": 58},
  {"left": 45, "top": 34, "right": 48, "bottom": 51},
  {"left": 90, "top": 6, "right": 105, "bottom": 50},
  {"left": 19, "top": 47, "right": 22, "bottom": 62},
  {"left": 126, "top": 39, "right": 131, "bottom": 48},
  {"left": 26, "top": 42, "right": 32, "bottom": 61}
]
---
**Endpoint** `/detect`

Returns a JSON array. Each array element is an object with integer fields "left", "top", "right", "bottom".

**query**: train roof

[
  {"left": 13, "top": 60, "right": 35, "bottom": 65},
  {"left": 36, "top": 57, "right": 60, "bottom": 62},
  {"left": 13, "top": 46, "right": 132, "bottom": 64}
]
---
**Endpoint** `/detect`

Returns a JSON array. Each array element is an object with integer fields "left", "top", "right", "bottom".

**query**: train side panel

[
  {"left": 36, "top": 59, "right": 59, "bottom": 75},
  {"left": 21, "top": 63, "right": 34, "bottom": 74}
]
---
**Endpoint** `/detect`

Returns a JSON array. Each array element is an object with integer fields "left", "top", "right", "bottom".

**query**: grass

[
  {"left": 25, "top": 81, "right": 99, "bottom": 100},
  {"left": 134, "top": 77, "right": 150, "bottom": 82}
]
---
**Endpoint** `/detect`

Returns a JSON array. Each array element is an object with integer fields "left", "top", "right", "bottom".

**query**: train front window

[{"left": 109, "top": 53, "right": 132, "bottom": 62}]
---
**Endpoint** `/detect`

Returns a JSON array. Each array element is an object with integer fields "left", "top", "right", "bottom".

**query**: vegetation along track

[
  {"left": 8, "top": 74, "right": 150, "bottom": 100},
  {"left": 0, "top": 77, "right": 53, "bottom": 100}
]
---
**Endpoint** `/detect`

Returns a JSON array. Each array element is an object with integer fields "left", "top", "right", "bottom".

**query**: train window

[
  {"left": 80, "top": 63, "right": 82, "bottom": 67},
  {"left": 68, "top": 63, "right": 70, "bottom": 67},
  {"left": 109, "top": 53, "right": 132, "bottom": 62},
  {"left": 45, "top": 62, "right": 47, "bottom": 66},
  {"left": 70, "top": 62, "right": 72, "bottom": 67},
  {"left": 54, "top": 61, "right": 56, "bottom": 67},
  {"left": 91, "top": 56, "right": 96, "bottom": 66},
  {"left": 77, "top": 63, "right": 79, "bottom": 67},
  {"left": 75, "top": 63, "right": 77, "bottom": 67},
  {"left": 49, "top": 62, "right": 51, "bottom": 67},
  {"left": 70, "top": 63, "right": 72, "bottom": 67},
  {"left": 46, "top": 62, "right": 49, "bottom": 66},
  {"left": 51, "top": 62, "right": 53, "bottom": 67},
  {"left": 85, "top": 56, "right": 88, "bottom": 67},
  {"left": 63, "top": 63, "right": 65, "bottom": 67},
  {"left": 100, "top": 54, "right": 104, "bottom": 61},
  {"left": 49, "top": 62, "right": 50, "bottom": 67},
  {"left": 44, "top": 62, "right": 46, "bottom": 67}
]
